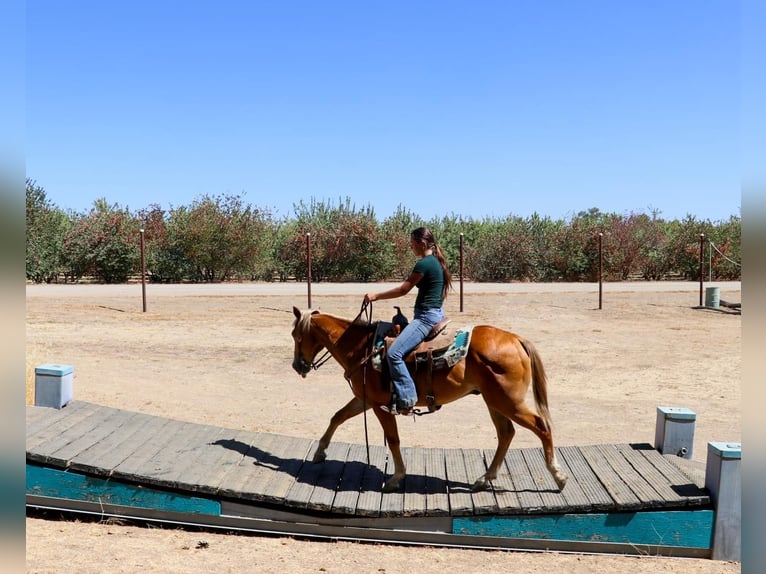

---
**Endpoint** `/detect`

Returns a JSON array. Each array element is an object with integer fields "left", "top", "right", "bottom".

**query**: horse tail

[{"left": 519, "top": 337, "right": 553, "bottom": 434}]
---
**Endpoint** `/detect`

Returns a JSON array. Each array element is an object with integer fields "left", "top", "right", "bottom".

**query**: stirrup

[{"left": 380, "top": 403, "right": 413, "bottom": 416}]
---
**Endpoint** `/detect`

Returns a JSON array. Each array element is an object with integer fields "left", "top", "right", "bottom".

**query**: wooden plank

[
  {"left": 595, "top": 444, "right": 664, "bottom": 507},
  {"left": 520, "top": 448, "right": 570, "bottom": 513},
  {"left": 355, "top": 444, "right": 387, "bottom": 517},
  {"left": 111, "top": 419, "right": 196, "bottom": 481},
  {"left": 99, "top": 415, "right": 181, "bottom": 476},
  {"left": 30, "top": 405, "right": 132, "bottom": 466},
  {"left": 558, "top": 446, "right": 614, "bottom": 511},
  {"left": 26, "top": 402, "right": 103, "bottom": 454},
  {"left": 25, "top": 402, "right": 93, "bottom": 436},
  {"left": 402, "top": 447, "right": 427, "bottom": 517},
  {"left": 579, "top": 445, "right": 641, "bottom": 510},
  {"left": 331, "top": 442, "right": 367, "bottom": 515},
  {"left": 614, "top": 444, "right": 698, "bottom": 507},
  {"left": 65, "top": 411, "right": 150, "bottom": 475},
  {"left": 254, "top": 435, "right": 314, "bottom": 505},
  {"left": 444, "top": 448, "right": 473, "bottom": 516},
  {"left": 141, "top": 423, "right": 226, "bottom": 489},
  {"left": 215, "top": 431, "right": 282, "bottom": 499},
  {"left": 379, "top": 451, "right": 405, "bottom": 518},
  {"left": 504, "top": 449, "right": 544, "bottom": 512},
  {"left": 546, "top": 447, "right": 593, "bottom": 512},
  {"left": 482, "top": 448, "right": 522, "bottom": 515},
  {"left": 638, "top": 447, "right": 709, "bottom": 504},
  {"left": 661, "top": 454, "right": 707, "bottom": 491},
  {"left": 178, "top": 428, "right": 259, "bottom": 495},
  {"left": 463, "top": 448, "right": 497, "bottom": 515},
  {"left": 306, "top": 441, "right": 352, "bottom": 511},
  {"left": 424, "top": 448, "right": 450, "bottom": 517}
]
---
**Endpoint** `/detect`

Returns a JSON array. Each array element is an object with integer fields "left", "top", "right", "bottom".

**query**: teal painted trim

[
  {"left": 26, "top": 464, "right": 220, "bottom": 516},
  {"left": 708, "top": 441, "right": 741, "bottom": 460},
  {"left": 454, "top": 511, "right": 714, "bottom": 549},
  {"left": 35, "top": 363, "right": 74, "bottom": 376}
]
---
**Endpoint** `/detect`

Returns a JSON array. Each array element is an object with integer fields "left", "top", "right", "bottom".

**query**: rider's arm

[{"left": 365, "top": 272, "right": 422, "bottom": 303}]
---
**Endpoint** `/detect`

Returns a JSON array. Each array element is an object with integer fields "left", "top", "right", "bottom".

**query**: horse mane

[
  {"left": 294, "top": 309, "right": 315, "bottom": 336},
  {"left": 294, "top": 309, "right": 377, "bottom": 336}
]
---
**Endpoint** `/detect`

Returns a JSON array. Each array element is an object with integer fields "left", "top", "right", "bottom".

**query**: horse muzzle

[{"left": 292, "top": 356, "right": 312, "bottom": 378}]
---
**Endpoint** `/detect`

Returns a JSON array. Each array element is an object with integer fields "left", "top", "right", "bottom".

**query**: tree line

[{"left": 25, "top": 179, "right": 741, "bottom": 284}]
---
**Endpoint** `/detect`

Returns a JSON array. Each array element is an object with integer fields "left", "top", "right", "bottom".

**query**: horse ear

[
  {"left": 293, "top": 306, "right": 302, "bottom": 319},
  {"left": 311, "top": 309, "right": 320, "bottom": 315}
]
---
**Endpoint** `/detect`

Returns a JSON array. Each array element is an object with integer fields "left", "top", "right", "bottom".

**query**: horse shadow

[{"left": 211, "top": 437, "right": 484, "bottom": 495}]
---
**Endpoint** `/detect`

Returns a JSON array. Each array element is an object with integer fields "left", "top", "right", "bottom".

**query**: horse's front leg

[
  {"left": 373, "top": 408, "right": 406, "bottom": 492},
  {"left": 313, "top": 397, "right": 368, "bottom": 463},
  {"left": 473, "top": 408, "right": 515, "bottom": 490}
]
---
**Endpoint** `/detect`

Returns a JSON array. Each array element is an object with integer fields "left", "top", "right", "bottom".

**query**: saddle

[{"left": 371, "top": 318, "right": 474, "bottom": 413}]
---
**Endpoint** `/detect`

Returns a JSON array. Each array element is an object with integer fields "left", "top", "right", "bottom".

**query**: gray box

[
  {"left": 654, "top": 406, "right": 696, "bottom": 459},
  {"left": 34, "top": 363, "right": 73, "bottom": 408}
]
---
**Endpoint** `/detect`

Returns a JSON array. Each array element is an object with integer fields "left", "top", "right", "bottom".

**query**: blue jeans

[{"left": 386, "top": 307, "right": 444, "bottom": 409}]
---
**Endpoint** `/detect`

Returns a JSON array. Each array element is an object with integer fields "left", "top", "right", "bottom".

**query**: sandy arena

[{"left": 25, "top": 281, "right": 741, "bottom": 573}]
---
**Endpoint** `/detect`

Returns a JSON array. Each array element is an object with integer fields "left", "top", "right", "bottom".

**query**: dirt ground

[{"left": 25, "top": 281, "right": 742, "bottom": 573}]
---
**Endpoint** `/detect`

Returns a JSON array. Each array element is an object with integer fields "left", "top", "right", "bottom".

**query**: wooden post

[
  {"left": 306, "top": 232, "right": 312, "bottom": 309},
  {"left": 459, "top": 233, "right": 464, "bottom": 313},
  {"left": 598, "top": 232, "right": 603, "bottom": 310},
  {"left": 705, "top": 441, "right": 741, "bottom": 561},
  {"left": 700, "top": 233, "right": 705, "bottom": 307},
  {"left": 654, "top": 406, "right": 696, "bottom": 459},
  {"left": 140, "top": 228, "right": 147, "bottom": 312}
]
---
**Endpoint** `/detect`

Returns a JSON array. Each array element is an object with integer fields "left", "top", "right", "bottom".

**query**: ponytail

[{"left": 411, "top": 227, "right": 453, "bottom": 300}]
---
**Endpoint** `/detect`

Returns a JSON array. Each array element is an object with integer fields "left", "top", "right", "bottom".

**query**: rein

[{"left": 308, "top": 300, "right": 374, "bottom": 374}]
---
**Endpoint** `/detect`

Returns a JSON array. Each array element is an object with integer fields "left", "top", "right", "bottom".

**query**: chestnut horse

[{"left": 291, "top": 306, "right": 568, "bottom": 493}]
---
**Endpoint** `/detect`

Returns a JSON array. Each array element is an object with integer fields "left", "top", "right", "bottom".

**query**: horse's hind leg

[
  {"left": 473, "top": 409, "right": 515, "bottom": 491},
  {"left": 313, "top": 397, "right": 368, "bottom": 463},
  {"left": 507, "top": 405, "right": 568, "bottom": 490}
]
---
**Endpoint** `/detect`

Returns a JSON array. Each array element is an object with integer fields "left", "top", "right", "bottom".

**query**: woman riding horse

[
  {"left": 291, "top": 303, "right": 569, "bottom": 494},
  {"left": 364, "top": 227, "right": 452, "bottom": 416}
]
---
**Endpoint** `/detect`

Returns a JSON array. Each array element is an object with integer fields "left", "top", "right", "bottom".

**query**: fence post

[
  {"left": 598, "top": 232, "right": 603, "bottom": 310},
  {"left": 459, "top": 233, "right": 464, "bottom": 313},
  {"left": 140, "top": 228, "right": 147, "bottom": 312},
  {"left": 700, "top": 233, "right": 705, "bottom": 307},
  {"left": 306, "top": 232, "right": 312, "bottom": 309}
]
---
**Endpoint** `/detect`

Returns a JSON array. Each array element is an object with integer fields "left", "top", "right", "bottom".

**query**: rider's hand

[{"left": 364, "top": 293, "right": 376, "bottom": 304}]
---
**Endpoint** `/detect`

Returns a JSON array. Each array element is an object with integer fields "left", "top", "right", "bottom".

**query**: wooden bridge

[{"left": 27, "top": 401, "right": 717, "bottom": 557}]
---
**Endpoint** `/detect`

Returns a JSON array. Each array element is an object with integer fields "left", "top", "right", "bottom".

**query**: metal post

[
  {"left": 306, "top": 232, "right": 312, "bottom": 309},
  {"left": 598, "top": 233, "right": 603, "bottom": 310},
  {"left": 459, "top": 233, "right": 464, "bottom": 313},
  {"left": 700, "top": 233, "right": 705, "bottom": 307},
  {"left": 140, "top": 229, "right": 147, "bottom": 313}
]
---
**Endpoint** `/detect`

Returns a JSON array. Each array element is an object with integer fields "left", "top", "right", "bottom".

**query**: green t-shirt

[{"left": 413, "top": 255, "right": 444, "bottom": 310}]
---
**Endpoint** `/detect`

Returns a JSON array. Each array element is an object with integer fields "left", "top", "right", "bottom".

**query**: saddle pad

[
  {"left": 371, "top": 326, "right": 474, "bottom": 372},
  {"left": 417, "top": 326, "right": 474, "bottom": 368}
]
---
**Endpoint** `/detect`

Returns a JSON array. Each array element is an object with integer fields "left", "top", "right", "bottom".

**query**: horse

[{"left": 291, "top": 306, "right": 568, "bottom": 493}]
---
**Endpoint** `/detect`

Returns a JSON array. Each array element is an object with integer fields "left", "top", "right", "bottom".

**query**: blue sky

[{"left": 26, "top": 1, "right": 740, "bottom": 223}]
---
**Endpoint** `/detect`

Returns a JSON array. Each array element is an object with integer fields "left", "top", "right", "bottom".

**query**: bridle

[
  {"left": 296, "top": 301, "right": 374, "bottom": 374},
  {"left": 293, "top": 300, "right": 379, "bottom": 464}
]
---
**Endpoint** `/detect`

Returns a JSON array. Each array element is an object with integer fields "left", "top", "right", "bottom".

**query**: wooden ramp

[{"left": 26, "top": 401, "right": 714, "bottom": 557}]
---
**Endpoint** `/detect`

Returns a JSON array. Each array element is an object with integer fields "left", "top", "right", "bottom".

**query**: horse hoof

[
  {"left": 471, "top": 477, "right": 491, "bottom": 491},
  {"left": 312, "top": 450, "right": 327, "bottom": 464},
  {"left": 383, "top": 477, "right": 402, "bottom": 493},
  {"left": 554, "top": 472, "right": 568, "bottom": 491}
]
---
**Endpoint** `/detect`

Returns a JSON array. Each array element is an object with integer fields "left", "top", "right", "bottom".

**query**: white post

[
  {"left": 34, "top": 363, "right": 74, "bottom": 409},
  {"left": 654, "top": 406, "right": 696, "bottom": 459},
  {"left": 705, "top": 441, "right": 741, "bottom": 561}
]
